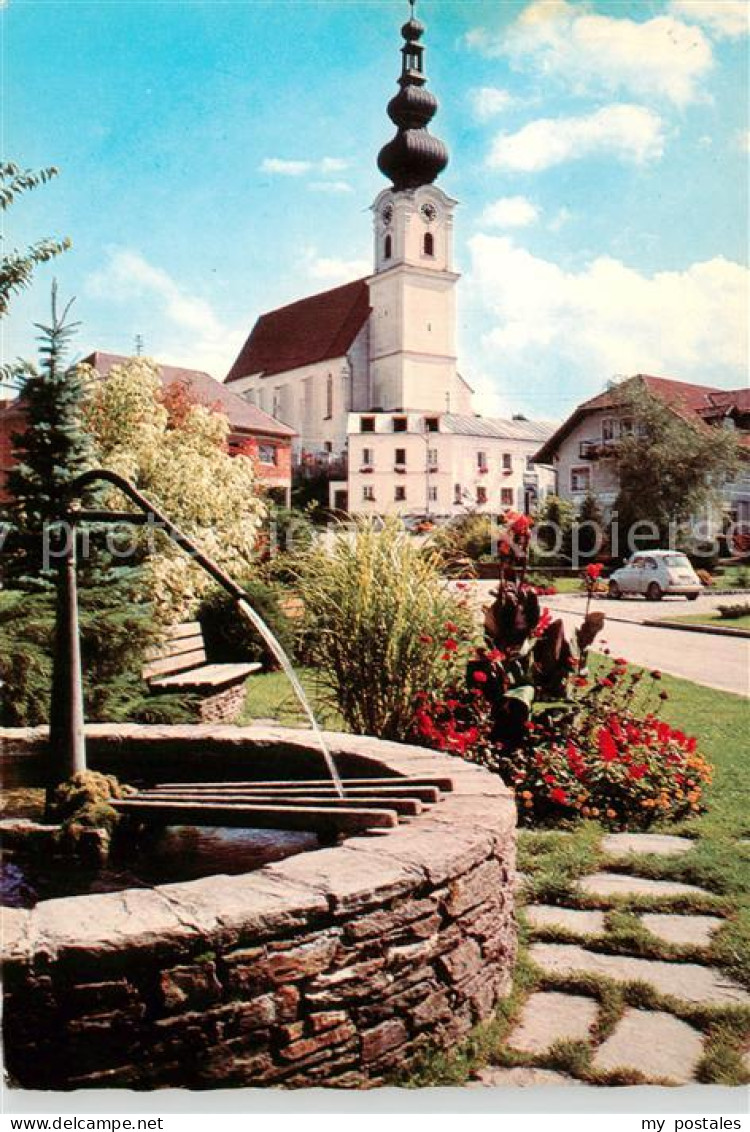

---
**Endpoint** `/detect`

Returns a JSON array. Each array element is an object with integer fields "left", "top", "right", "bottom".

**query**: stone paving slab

[
  {"left": 592, "top": 1008, "right": 703, "bottom": 1084},
  {"left": 507, "top": 991, "right": 598, "bottom": 1054},
  {"left": 470, "top": 1067, "right": 586, "bottom": 1088},
  {"left": 641, "top": 913, "right": 724, "bottom": 948},
  {"left": 578, "top": 872, "right": 710, "bottom": 899},
  {"left": 525, "top": 905, "right": 606, "bottom": 938},
  {"left": 602, "top": 834, "right": 694, "bottom": 858},
  {"left": 530, "top": 943, "right": 750, "bottom": 1006}
]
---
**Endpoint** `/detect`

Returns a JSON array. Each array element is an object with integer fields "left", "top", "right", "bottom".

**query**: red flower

[
  {"left": 486, "top": 648, "right": 505, "bottom": 663},
  {"left": 472, "top": 670, "right": 488, "bottom": 684},
  {"left": 543, "top": 773, "right": 556, "bottom": 784},
  {"left": 651, "top": 670, "right": 662, "bottom": 680},
  {"left": 443, "top": 638, "right": 458, "bottom": 652},
  {"left": 550, "top": 787, "right": 568, "bottom": 805},
  {"left": 419, "top": 634, "right": 433, "bottom": 645},
  {"left": 628, "top": 763, "right": 648, "bottom": 780},
  {"left": 532, "top": 609, "right": 553, "bottom": 638},
  {"left": 597, "top": 728, "right": 619, "bottom": 762},
  {"left": 510, "top": 514, "right": 533, "bottom": 538},
  {"left": 444, "top": 621, "right": 459, "bottom": 633},
  {"left": 585, "top": 563, "right": 604, "bottom": 580},
  {"left": 573, "top": 676, "right": 588, "bottom": 687}
]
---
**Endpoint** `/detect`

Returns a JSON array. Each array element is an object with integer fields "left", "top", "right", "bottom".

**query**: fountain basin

[{"left": 1, "top": 724, "right": 517, "bottom": 1089}]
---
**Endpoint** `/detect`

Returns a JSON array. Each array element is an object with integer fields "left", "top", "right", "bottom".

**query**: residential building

[
  {"left": 0, "top": 353, "right": 297, "bottom": 507},
  {"left": 533, "top": 375, "right": 750, "bottom": 526},
  {"left": 342, "top": 411, "right": 555, "bottom": 517}
]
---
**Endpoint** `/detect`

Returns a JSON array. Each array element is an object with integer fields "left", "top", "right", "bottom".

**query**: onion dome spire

[{"left": 377, "top": 1, "right": 449, "bottom": 191}]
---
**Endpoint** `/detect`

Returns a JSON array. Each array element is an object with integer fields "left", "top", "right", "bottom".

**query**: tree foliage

[
  {"left": 608, "top": 377, "right": 741, "bottom": 539},
  {"left": 81, "top": 357, "right": 266, "bottom": 620},
  {"left": 0, "top": 163, "right": 71, "bottom": 321}
]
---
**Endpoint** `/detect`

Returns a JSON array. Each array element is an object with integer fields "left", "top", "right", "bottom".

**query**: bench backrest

[{"left": 143, "top": 621, "right": 207, "bottom": 680}]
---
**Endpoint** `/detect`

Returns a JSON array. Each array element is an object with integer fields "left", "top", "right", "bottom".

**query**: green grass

[
  {"left": 238, "top": 666, "right": 347, "bottom": 730},
  {"left": 657, "top": 612, "right": 750, "bottom": 631}
]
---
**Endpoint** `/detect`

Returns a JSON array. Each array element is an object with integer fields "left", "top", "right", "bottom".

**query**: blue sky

[{"left": 3, "top": 0, "right": 748, "bottom": 418}]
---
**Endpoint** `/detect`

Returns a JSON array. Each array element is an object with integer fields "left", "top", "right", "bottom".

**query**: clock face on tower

[
  {"left": 382, "top": 204, "right": 394, "bottom": 226},
  {"left": 420, "top": 202, "right": 437, "bottom": 223}
]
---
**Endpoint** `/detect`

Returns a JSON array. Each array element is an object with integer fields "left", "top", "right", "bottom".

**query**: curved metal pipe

[{"left": 64, "top": 469, "right": 345, "bottom": 797}]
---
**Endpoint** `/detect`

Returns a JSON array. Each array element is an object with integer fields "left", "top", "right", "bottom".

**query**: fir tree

[{"left": 4, "top": 284, "right": 94, "bottom": 585}]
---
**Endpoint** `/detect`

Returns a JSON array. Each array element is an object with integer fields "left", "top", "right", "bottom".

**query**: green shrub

[
  {"left": 293, "top": 517, "right": 476, "bottom": 740},
  {"left": 429, "top": 512, "right": 495, "bottom": 564},
  {"left": 0, "top": 579, "right": 198, "bottom": 726},
  {"left": 718, "top": 602, "right": 750, "bottom": 620},
  {"left": 198, "top": 577, "right": 298, "bottom": 668}
]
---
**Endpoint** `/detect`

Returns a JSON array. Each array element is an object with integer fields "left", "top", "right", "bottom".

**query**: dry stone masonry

[{"left": 0, "top": 726, "right": 517, "bottom": 1090}]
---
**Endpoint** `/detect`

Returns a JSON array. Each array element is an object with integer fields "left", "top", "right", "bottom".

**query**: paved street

[{"left": 469, "top": 583, "right": 749, "bottom": 698}]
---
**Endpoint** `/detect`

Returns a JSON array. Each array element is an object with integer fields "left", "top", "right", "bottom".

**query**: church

[{"left": 225, "top": 5, "right": 555, "bottom": 516}]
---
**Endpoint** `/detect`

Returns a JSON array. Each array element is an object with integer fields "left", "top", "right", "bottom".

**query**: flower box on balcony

[
  {"left": 428, "top": 465, "right": 439, "bottom": 474},
  {"left": 394, "top": 465, "right": 407, "bottom": 474},
  {"left": 502, "top": 469, "right": 513, "bottom": 476},
  {"left": 360, "top": 466, "right": 374, "bottom": 474},
  {"left": 478, "top": 466, "right": 489, "bottom": 475}
]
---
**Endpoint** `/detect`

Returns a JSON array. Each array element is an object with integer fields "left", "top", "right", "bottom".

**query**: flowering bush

[
  {"left": 501, "top": 662, "right": 712, "bottom": 827},
  {"left": 410, "top": 512, "right": 712, "bottom": 829}
]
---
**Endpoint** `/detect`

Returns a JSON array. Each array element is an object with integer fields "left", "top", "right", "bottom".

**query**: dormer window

[
  {"left": 423, "top": 232, "right": 434, "bottom": 257},
  {"left": 384, "top": 234, "right": 392, "bottom": 260},
  {"left": 393, "top": 417, "right": 407, "bottom": 432},
  {"left": 361, "top": 416, "right": 375, "bottom": 433}
]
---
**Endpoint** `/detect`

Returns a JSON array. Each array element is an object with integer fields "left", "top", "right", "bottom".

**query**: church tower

[{"left": 367, "top": 4, "right": 469, "bottom": 415}]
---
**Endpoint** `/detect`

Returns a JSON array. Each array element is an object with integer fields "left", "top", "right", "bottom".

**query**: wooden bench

[{"left": 143, "top": 621, "right": 260, "bottom": 723}]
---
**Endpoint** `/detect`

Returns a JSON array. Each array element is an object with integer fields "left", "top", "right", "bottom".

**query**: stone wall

[{"left": 1, "top": 727, "right": 516, "bottom": 1090}]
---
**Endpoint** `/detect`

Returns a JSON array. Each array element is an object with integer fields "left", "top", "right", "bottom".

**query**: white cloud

[
  {"left": 85, "top": 249, "right": 244, "bottom": 376},
  {"left": 306, "top": 255, "right": 371, "bottom": 285},
  {"left": 308, "top": 181, "right": 353, "bottom": 194},
  {"left": 480, "top": 196, "right": 540, "bottom": 229},
  {"left": 488, "top": 104, "right": 665, "bottom": 171},
  {"left": 260, "top": 156, "right": 350, "bottom": 177},
  {"left": 670, "top": 1, "right": 748, "bottom": 39},
  {"left": 260, "top": 158, "right": 312, "bottom": 176},
  {"left": 319, "top": 157, "right": 349, "bottom": 173},
  {"left": 468, "top": 0, "right": 714, "bottom": 106},
  {"left": 465, "top": 234, "right": 748, "bottom": 411},
  {"left": 468, "top": 86, "right": 514, "bottom": 122}
]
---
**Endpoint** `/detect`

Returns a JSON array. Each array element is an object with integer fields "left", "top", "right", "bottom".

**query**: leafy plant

[
  {"left": 293, "top": 517, "right": 476, "bottom": 739},
  {"left": 0, "top": 162, "right": 70, "bottom": 321},
  {"left": 198, "top": 577, "right": 298, "bottom": 668}
]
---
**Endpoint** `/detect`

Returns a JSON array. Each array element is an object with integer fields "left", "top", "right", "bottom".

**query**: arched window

[
  {"left": 384, "top": 234, "right": 392, "bottom": 260},
  {"left": 423, "top": 232, "right": 434, "bottom": 257}
]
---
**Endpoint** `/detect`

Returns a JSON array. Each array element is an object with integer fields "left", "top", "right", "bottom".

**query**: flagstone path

[{"left": 471, "top": 830, "right": 749, "bottom": 1089}]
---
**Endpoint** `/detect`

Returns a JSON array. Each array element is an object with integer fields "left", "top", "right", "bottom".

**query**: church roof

[
  {"left": 83, "top": 351, "right": 296, "bottom": 438},
  {"left": 225, "top": 278, "right": 371, "bottom": 383}
]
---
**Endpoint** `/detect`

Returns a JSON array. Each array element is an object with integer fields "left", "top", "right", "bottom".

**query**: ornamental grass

[{"left": 293, "top": 517, "right": 476, "bottom": 740}]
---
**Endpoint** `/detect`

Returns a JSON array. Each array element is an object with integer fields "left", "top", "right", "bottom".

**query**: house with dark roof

[
  {"left": 533, "top": 374, "right": 750, "bottom": 526},
  {"left": 0, "top": 353, "right": 297, "bottom": 507}
]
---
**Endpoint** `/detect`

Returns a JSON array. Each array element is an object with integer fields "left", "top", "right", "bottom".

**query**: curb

[{"left": 643, "top": 619, "right": 750, "bottom": 640}]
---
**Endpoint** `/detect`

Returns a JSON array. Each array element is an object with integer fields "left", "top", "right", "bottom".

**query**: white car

[{"left": 608, "top": 551, "right": 702, "bottom": 601}]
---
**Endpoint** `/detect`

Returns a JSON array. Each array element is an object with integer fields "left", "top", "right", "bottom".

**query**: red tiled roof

[
  {"left": 535, "top": 374, "right": 750, "bottom": 463},
  {"left": 225, "top": 278, "right": 371, "bottom": 383},
  {"left": 83, "top": 352, "right": 295, "bottom": 439}
]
